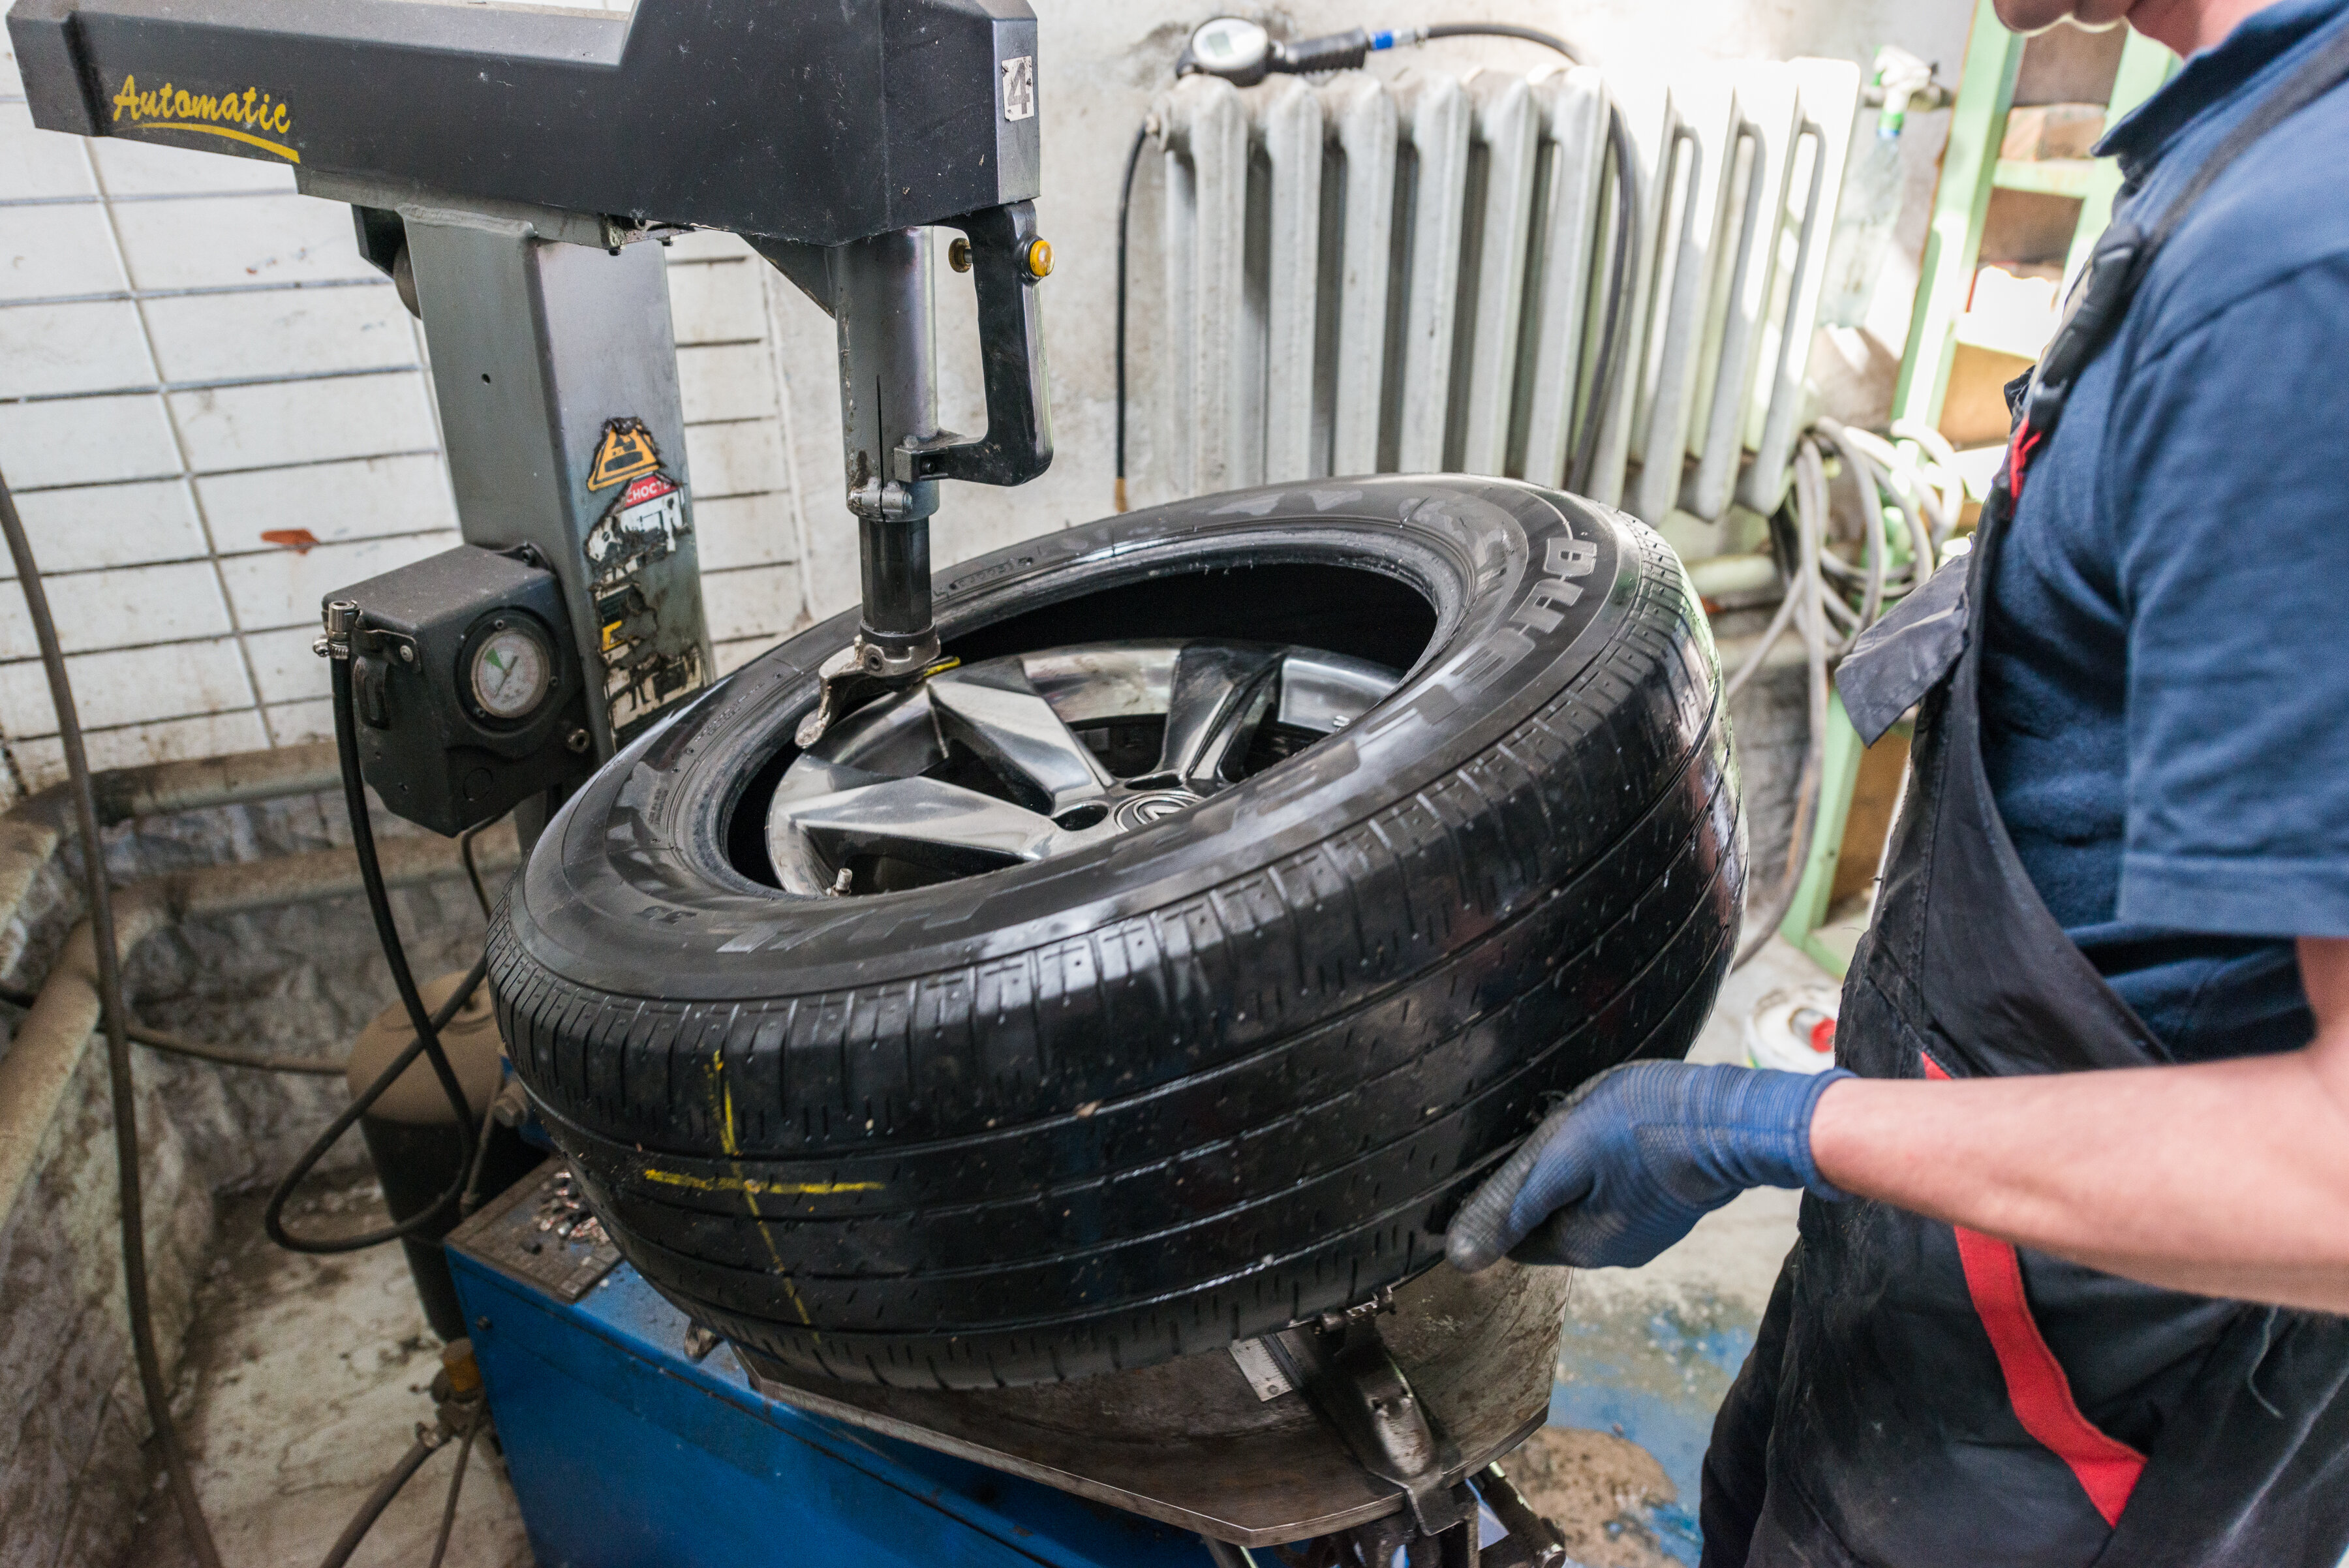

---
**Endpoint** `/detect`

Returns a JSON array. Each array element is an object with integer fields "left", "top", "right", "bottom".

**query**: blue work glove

[{"left": 1447, "top": 1061, "right": 1854, "bottom": 1272}]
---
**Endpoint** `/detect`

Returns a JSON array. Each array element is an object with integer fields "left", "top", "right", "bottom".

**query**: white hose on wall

[{"left": 1730, "top": 421, "right": 1961, "bottom": 970}]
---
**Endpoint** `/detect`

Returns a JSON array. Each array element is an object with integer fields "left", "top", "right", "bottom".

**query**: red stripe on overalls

[
  {"left": 2006, "top": 419, "right": 2048, "bottom": 502},
  {"left": 1921, "top": 1053, "right": 2146, "bottom": 1527}
]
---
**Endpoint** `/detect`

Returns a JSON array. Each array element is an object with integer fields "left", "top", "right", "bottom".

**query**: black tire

[{"left": 491, "top": 476, "right": 1741, "bottom": 1389}]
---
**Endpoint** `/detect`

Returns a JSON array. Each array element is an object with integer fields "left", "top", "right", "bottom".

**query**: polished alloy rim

[{"left": 765, "top": 639, "right": 1402, "bottom": 895}]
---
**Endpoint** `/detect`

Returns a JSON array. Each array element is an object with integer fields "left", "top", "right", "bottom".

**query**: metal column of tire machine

[{"left": 8, "top": 3, "right": 1573, "bottom": 1563}]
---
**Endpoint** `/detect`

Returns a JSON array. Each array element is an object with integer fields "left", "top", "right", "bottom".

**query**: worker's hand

[{"left": 1446, "top": 1061, "right": 1854, "bottom": 1272}]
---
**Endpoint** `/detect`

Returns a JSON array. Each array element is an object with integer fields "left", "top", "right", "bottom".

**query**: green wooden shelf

[{"left": 1992, "top": 157, "right": 2100, "bottom": 197}]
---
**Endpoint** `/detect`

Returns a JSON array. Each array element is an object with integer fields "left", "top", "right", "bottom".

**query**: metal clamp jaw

[
  {"left": 1261, "top": 1308, "right": 1567, "bottom": 1565},
  {"left": 1269, "top": 1312, "right": 1470, "bottom": 1539}
]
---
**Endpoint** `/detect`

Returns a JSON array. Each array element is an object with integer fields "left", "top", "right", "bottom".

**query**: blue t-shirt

[{"left": 1980, "top": 0, "right": 2349, "bottom": 1064}]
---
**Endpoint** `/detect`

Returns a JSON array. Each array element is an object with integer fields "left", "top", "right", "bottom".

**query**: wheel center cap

[{"left": 1114, "top": 790, "right": 1201, "bottom": 830}]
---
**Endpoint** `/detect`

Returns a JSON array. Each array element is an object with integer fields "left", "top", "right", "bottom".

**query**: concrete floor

[
  {"left": 130, "top": 1179, "right": 533, "bottom": 1568},
  {"left": 129, "top": 934, "right": 1841, "bottom": 1568}
]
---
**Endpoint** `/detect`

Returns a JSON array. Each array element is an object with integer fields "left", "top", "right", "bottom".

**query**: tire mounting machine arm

[{"left": 9, "top": 0, "right": 1050, "bottom": 837}]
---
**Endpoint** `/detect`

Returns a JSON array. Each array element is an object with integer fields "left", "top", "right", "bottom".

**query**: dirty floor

[
  {"left": 130, "top": 936, "right": 1835, "bottom": 1568},
  {"left": 130, "top": 1176, "right": 532, "bottom": 1568}
]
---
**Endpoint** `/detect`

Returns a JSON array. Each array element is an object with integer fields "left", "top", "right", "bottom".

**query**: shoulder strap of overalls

[{"left": 2010, "top": 18, "right": 2349, "bottom": 494}]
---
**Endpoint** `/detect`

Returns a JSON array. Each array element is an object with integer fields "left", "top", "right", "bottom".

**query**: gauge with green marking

[{"left": 469, "top": 620, "right": 553, "bottom": 720}]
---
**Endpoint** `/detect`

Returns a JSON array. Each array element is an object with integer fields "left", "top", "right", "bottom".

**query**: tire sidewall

[{"left": 506, "top": 476, "right": 1645, "bottom": 1000}]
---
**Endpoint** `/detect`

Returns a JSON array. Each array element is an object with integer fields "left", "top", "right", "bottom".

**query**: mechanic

[{"left": 1446, "top": 0, "right": 2349, "bottom": 1561}]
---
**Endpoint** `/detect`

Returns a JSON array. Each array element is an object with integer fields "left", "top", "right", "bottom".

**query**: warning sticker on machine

[
  {"left": 582, "top": 419, "right": 706, "bottom": 735},
  {"left": 587, "top": 417, "right": 664, "bottom": 491},
  {"left": 587, "top": 471, "right": 686, "bottom": 580}
]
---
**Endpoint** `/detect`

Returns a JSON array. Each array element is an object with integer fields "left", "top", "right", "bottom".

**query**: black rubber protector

[{"left": 491, "top": 476, "right": 1742, "bottom": 1388}]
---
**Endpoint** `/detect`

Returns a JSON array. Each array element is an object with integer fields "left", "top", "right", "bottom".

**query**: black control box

[{"left": 330, "top": 545, "right": 594, "bottom": 835}]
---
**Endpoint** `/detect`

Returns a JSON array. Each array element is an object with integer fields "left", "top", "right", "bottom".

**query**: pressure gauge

[
  {"left": 1183, "top": 18, "right": 1272, "bottom": 82},
  {"left": 467, "top": 617, "right": 553, "bottom": 721}
]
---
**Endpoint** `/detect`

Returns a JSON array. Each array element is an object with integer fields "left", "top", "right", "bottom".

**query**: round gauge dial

[
  {"left": 469, "top": 623, "right": 552, "bottom": 720},
  {"left": 1188, "top": 16, "right": 1270, "bottom": 76}
]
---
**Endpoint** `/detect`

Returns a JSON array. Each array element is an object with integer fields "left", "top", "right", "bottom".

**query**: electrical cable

[
  {"left": 452, "top": 810, "right": 511, "bottom": 1216},
  {"left": 1571, "top": 104, "right": 1642, "bottom": 497},
  {"left": 316, "top": 1432, "right": 440, "bottom": 1568},
  {"left": 328, "top": 646, "right": 476, "bottom": 1137},
  {"left": 263, "top": 628, "right": 491, "bottom": 1253},
  {"left": 0, "top": 983, "right": 347, "bottom": 1075},
  {"left": 262, "top": 951, "right": 488, "bottom": 1254},
  {"left": 423, "top": 1415, "right": 479, "bottom": 1568},
  {"left": 458, "top": 1084, "right": 502, "bottom": 1220},
  {"left": 1889, "top": 420, "right": 1965, "bottom": 546},
  {"left": 458, "top": 814, "right": 502, "bottom": 922},
  {"left": 455, "top": 812, "right": 514, "bottom": 1218},
  {"left": 119, "top": 1022, "right": 346, "bottom": 1077},
  {"left": 1419, "top": 20, "right": 1574, "bottom": 54},
  {"left": 1844, "top": 434, "right": 1889, "bottom": 636},
  {"left": 1390, "top": 22, "right": 1646, "bottom": 496},
  {"left": 1113, "top": 121, "right": 1149, "bottom": 513},
  {"left": 0, "top": 466, "right": 226, "bottom": 1568}
]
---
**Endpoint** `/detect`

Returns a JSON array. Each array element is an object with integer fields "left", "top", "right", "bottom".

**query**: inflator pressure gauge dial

[
  {"left": 1182, "top": 18, "right": 1272, "bottom": 82},
  {"left": 468, "top": 620, "right": 553, "bottom": 720}
]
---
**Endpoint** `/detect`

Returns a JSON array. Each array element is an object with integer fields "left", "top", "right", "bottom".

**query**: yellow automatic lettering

[{"left": 108, "top": 74, "right": 299, "bottom": 159}]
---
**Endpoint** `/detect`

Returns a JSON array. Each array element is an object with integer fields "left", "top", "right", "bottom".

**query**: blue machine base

[{"left": 446, "top": 1223, "right": 1216, "bottom": 1567}]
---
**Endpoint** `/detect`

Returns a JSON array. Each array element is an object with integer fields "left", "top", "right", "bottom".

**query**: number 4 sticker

[{"left": 1002, "top": 56, "right": 1035, "bottom": 122}]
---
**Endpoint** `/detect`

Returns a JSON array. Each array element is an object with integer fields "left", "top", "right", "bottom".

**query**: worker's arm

[
  {"left": 1448, "top": 940, "right": 2349, "bottom": 1315},
  {"left": 1807, "top": 935, "right": 2349, "bottom": 1313}
]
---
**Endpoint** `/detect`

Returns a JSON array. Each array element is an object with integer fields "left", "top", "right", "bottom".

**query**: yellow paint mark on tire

[{"left": 640, "top": 1168, "right": 882, "bottom": 1197}]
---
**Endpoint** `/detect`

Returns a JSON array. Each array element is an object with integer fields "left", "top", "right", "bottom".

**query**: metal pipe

[
  {"left": 0, "top": 741, "right": 341, "bottom": 943},
  {"left": 832, "top": 229, "right": 944, "bottom": 668},
  {"left": 0, "top": 826, "right": 516, "bottom": 1231}
]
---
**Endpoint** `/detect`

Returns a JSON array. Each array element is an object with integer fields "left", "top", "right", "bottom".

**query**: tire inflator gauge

[{"left": 327, "top": 544, "right": 595, "bottom": 836}]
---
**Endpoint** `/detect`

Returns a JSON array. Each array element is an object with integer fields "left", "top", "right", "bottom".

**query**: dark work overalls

[{"left": 1696, "top": 29, "right": 2349, "bottom": 1568}]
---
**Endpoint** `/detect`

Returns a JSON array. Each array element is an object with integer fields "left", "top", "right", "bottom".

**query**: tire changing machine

[{"left": 9, "top": 3, "right": 1573, "bottom": 1561}]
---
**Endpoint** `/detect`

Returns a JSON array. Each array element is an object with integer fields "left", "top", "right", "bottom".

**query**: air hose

[
  {"left": 1728, "top": 423, "right": 1961, "bottom": 970},
  {"left": 262, "top": 622, "right": 489, "bottom": 1253},
  {"left": 0, "top": 469, "right": 226, "bottom": 1565},
  {"left": 1113, "top": 18, "right": 1639, "bottom": 508}
]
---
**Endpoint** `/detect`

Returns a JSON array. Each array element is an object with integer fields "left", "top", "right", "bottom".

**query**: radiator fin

[{"left": 1145, "top": 59, "right": 1862, "bottom": 540}]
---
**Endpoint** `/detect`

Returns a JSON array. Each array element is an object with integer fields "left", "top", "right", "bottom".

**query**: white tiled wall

[{"left": 0, "top": 28, "right": 814, "bottom": 799}]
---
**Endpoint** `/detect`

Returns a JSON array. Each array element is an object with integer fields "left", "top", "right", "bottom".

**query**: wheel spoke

[
  {"left": 1154, "top": 643, "right": 1284, "bottom": 787},
  {"left": 769, "top": 776, "right": 1064, "bottom": 892},
  {"left": 928, "top": 668, "right": 1112, "bottom": 814},
  {"left": 765, "top": 639, "right": 1402, "bottom": 897}
]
